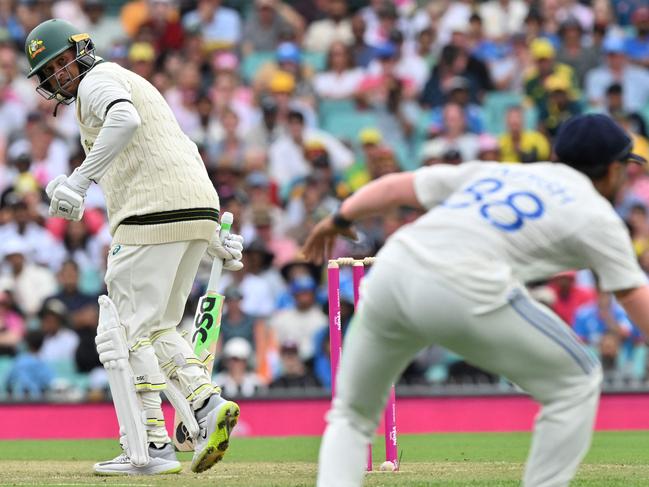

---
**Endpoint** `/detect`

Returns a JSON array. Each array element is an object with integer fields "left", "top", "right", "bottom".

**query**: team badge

[{"left": 28, "top": 39, "right": 45, "bottom": 59}]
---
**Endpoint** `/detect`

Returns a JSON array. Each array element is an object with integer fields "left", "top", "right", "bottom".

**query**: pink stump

[{"left": 327, "top": 262, "right": 342, "bottom": 396}]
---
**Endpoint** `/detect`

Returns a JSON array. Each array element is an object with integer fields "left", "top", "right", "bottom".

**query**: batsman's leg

[{"left": 150, "top": 239, "right": 239, "bottom": 473}]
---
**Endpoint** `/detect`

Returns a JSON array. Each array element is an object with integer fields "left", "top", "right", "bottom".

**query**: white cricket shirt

[{"left": 383, "top": 162, "right": 647, "bottom": 313}]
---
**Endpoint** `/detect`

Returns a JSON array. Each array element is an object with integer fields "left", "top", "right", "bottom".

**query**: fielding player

[
  {"left": 25, "top": 19, "right": 244, "bottom": 475},
  {"left": 304, "top": 114, "right": 649, "bottom": 486}
]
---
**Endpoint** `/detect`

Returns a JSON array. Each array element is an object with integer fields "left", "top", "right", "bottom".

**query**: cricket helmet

[{"left": 24, "top": 19, "right": 97, "bottom": 103}]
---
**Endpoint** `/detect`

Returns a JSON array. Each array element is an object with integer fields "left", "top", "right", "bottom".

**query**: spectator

[
  {"left": 218, "top": 286, "right": 269, "bottom": 380},
  {"left": 0, "top": 238, "right": 57, "bottom": 319},
  {"left": 585, "top": 36, "right": 649, "bottom": 112},
  {"left": 573, "top": 291, "right": 635, "bottom": 362},
  {"left": 555, "top": 17, "right": 601, "bottom": 86},
  {"left": 27, "top": 118, "right": 70, "bottom": 187},
  {"left": 0, "top": 291, "right": 25, "bottom": 356},
  {"left": 6, "top": 329, "right": 54, "bottom": 400},
  {"left": 447, "top": 22, "right": 494, "bottom": 96},
  {"left": 219, "top": 238, "right": 278, "bottom": 318},
  {"left": 213, "top": 337, "right": 265, "bottom": 397},
  {"left": 420, "top": 44, "right": 482, "bottom": 108},
  {"left": 419, "top": 138, "right": 447, "bottom": 166},
  {"left": 477, "top": 134, "right": 500, "bottom": 161},
  {"left": 269, "top": 110, "right": 353, "bottom": 194},
  {"left": 242, "top": 0, "right": 299, "bottom": 56},
  {"left": 498, "top": 105, "right": 551, "bottom": 163},
  {"left": 537, "top": 74, "right": 582, "bottom": 139},
  {"left": 601, "top": 84, "right": 647, "bottom": 137},
  {"left": 0, "top": 43, "right": 38, "bottom": 112},
  {"left": 82, "top": 0, "right": 126, "bottom": 57},
  {"left": 343, "top": 128, "right": 382, "bottom": 191},
  {"left": 268, "top": 275, "right": 327, "bottom": 362},
  {"left": 0, "top": 71, "right": 28, "bottom": 142},
  {"left": 245, "top": 95, "right": 284, "bottom": 151},
  {"left": 37, "top": 298, "right": 79, "bottom": 364},
  {"left": 349, "top": 13, "right": 374, "bottom": 68},
  {"left": 365, "top": 145, "right": 401, "bottom": 181},
  {"left": 50, "top": 259, "right": 98, "bottom": 331},
  {"left": 137, "top": 0, "right": 184, "bottom": 53},
  {"left": 625, "top": 6, "right": 649, "bottom": 68},
  {"left": 269, "top": 340, "right": 320, "bottom": 389},
  {"left": 182, "top": 0, "right": 241, "bottom": 49},
  {"left": 0, "top": 198, "right": 65, "bottom": 271},
  {"left": 524, "top": 38, "right": 578, "bottom": 112},
  {"left": 3, "top": 139, "right": 40, "bottom": 199},
  {"left": 478, "top": 0, "right": 528, "bottom": 39},
  {"left": 547, "top": 271, "right": 596, "bottom": 327},
  {"left": 303, "top": 0, "right": 353, "bottom": 53},
  {"left": 259, "top": 68, "right": 316, "bottom": 130},
  {"left": 313, "top": 41, "right": 364, "bottom": 100},
  {"left": 626, "top": 203, "right": 649, "bottom": 256},
  {"left": 430, "top": 102, "right": 480, "bottom": 162},
  {"left": 388, "top": 29, "right": 429, "bottom": 95},
  {"left": 212, "top": 107, "right": 245, "bottom": 169},
  {"left": 489, "top": 32, "right": 532, "bottom": 93},
  {"left": 428, "top": 76, "right": 484, "bottom": 135}
]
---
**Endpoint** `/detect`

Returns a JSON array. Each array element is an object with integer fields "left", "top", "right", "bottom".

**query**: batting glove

[
  {"left": 207, "top": 231, "right": 244, "bottom": 271},
  {"left": 45, "top": 170, "right": 91, "bottom": 221}
]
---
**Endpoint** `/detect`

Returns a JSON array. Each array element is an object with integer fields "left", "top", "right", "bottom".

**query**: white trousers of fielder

[{"left": 317, "top": 252, "right": 602, "bottom": 487}]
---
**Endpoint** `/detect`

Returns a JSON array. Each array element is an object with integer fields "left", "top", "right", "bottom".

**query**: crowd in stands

[{"left": 0, "top": 0, "right": 648, "bottom": 401}]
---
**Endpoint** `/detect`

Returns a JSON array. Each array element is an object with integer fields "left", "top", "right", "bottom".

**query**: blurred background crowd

[{"left": 0, "top": 0, "right": 648, "bottom": 402}]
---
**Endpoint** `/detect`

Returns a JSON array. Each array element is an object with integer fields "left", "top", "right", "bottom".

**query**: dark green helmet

[{"left": 24, "top": 19, "right": 97, "bottom": 104}]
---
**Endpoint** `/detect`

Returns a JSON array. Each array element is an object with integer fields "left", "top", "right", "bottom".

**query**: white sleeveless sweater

[{"left": 75, "top": 62, "right": 219, "bottom": 245}]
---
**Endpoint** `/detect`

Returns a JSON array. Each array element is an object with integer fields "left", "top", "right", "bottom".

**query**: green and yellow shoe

[{"left": 191, "top": 398, "right": 240, "bottom": 473}]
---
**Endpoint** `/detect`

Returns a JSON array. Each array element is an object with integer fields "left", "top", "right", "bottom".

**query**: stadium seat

[
  {"left": 241, "top": 51, "right": 275, "bottom": 83},
  {"left": 303, "top": 51, "right": 326, "bottom": 72},
  {"left": 0, "top": 356, "right": 13, "bottom": 400},
  {"left": 641, "top": 103, "right": 649, "bottom": 130},
  {"left": 318, "top": 99, "right": 357, "bottom": 127},
  {"left": 322, "top": 111, "right": 379, "bottom": 143},
  {"left": 630, "top": 344, "right": 647, "bottom": 382},
  {"left": 483, "top": 91, "right": 524, "bottom": 135},
  {"left": 49, "top": 359, "right": 89, "bottom": 393}
]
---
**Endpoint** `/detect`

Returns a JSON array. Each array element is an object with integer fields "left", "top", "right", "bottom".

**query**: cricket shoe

[
  {"left": 93, "top": 442, "right": 181, "bottom": 475},
  {"left": 191, "top": 394, "right": 240, "bottom": 473}
]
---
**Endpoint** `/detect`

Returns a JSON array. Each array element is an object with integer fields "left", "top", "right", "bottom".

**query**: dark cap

[{"left": 554, "top": 114, "right": 647, "bottom": 170}]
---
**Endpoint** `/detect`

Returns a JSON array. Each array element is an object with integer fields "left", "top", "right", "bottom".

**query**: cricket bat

[{"left": 173, "top": 211, "right": 234, "bottom": 451}]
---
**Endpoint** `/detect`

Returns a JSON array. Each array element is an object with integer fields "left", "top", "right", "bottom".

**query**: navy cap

[{"left": 554, "top": 114, "right": 646, "bottom": 170}]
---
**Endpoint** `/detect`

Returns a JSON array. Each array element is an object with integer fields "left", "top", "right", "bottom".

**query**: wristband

[{"left": 332, "top": 210, "right": 353, "bottom": 229}]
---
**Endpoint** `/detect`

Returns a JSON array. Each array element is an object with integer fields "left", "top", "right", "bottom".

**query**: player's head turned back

[
  {"left": 555, "top": 114, "right": 646, "bottom": 179},
  {"left": 24, "top": 19, "right": 97, "bottom": 108}
]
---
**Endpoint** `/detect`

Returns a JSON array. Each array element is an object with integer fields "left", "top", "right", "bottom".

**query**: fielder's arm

[
  {"left": 615, "top": 286, "right": 649, "bottom": 337},
  {"left": 302, "top": 173, "right": 421, "bottom": 263}
]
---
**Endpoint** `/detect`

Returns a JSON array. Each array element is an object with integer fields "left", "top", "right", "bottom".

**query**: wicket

[{"left": 327, "top": 257, "right": 399, "bottom": 472}]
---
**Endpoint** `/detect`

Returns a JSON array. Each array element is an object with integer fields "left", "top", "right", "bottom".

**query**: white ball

[{"left": 379, "top": 461, "right": 397, "bottom": 472}]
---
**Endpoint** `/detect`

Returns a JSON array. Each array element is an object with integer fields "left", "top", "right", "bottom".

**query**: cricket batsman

[
  {"left": 304, "top": 114, "right": 649, "bottom": 486},
  {"left": 25, "top": 19, "right": 244, "bottom": 475}
]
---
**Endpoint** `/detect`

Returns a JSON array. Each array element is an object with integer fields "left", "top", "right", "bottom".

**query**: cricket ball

[{"left": 379, "top": 460, "right": 397, "bottom": 472}]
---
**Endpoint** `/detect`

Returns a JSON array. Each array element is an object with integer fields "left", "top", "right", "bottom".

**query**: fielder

[
  {"left": 25, "top": 19, "right": 244, "bottom": 475},
  {"left": 303, "top": 114, "right": 649, "bottom": 487}
]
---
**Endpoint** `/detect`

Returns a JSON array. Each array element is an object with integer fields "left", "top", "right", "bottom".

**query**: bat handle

[{"left": 206, "top": 211, "right": 233, "bottom": 292}]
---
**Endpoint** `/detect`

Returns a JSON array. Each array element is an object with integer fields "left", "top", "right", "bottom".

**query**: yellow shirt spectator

[{"left": 499, "top": 131, "right": 551, "bottom": 163}]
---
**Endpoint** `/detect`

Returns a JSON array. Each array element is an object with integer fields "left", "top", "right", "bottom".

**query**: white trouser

[
  {"left": 317, "top": 256, "right": 602, "bottom": 487},
  {"left": 105, "top": 239, "right": 215, "bottom": 443}
]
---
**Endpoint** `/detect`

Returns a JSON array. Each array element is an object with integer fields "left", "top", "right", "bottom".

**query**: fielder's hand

[
  {"left": 302, "top": 215, "right": 357, "bottom": 265},
  {"left": 208, "top": 230, "right": 244, "bottom": 271},
  {"left": 45, "top": 171, "right": 91, "bottom": 221}
]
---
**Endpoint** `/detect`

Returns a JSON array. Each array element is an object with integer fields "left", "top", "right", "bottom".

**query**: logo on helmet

[{"left": 28, "top": 39, "right": 45, "bottom": 60}]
